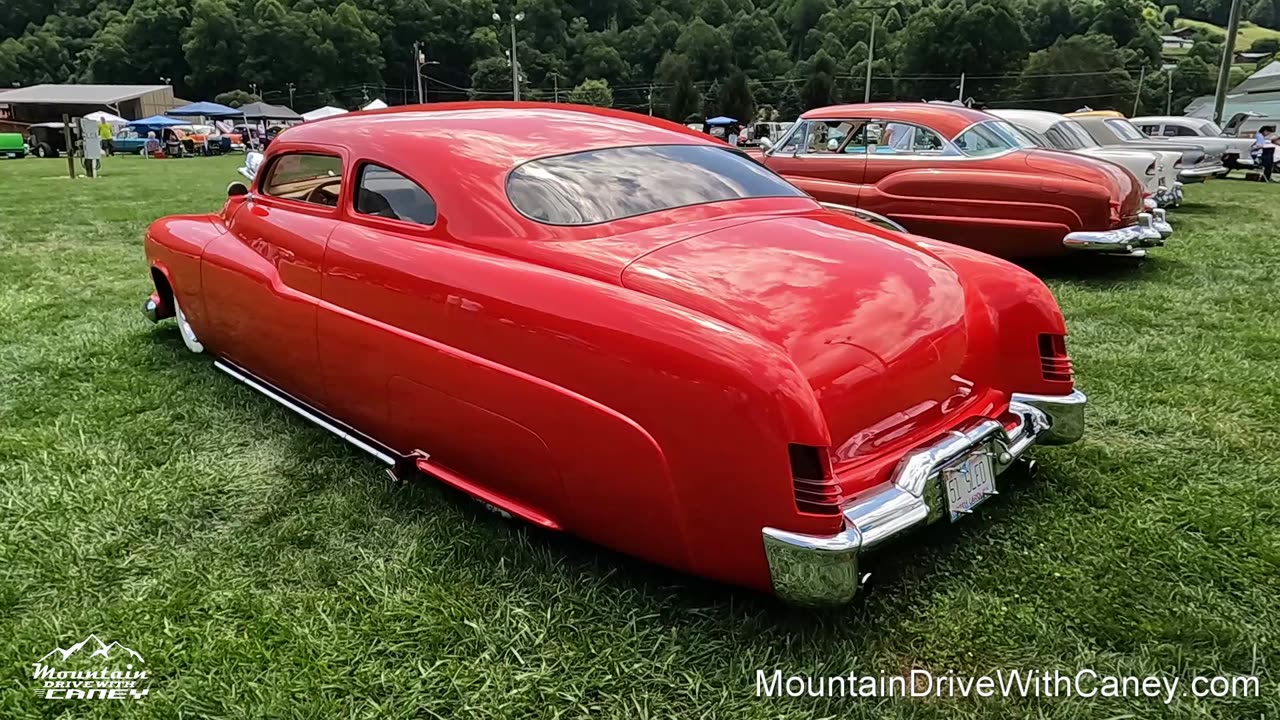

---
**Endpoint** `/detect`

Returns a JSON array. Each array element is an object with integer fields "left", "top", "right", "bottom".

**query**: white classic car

[
  {"left": 1131, "top": 115, "right": 1255, "bottom": 170},
  {"left": 992, "top": 109, "right": 1183, "bottom": 208}
]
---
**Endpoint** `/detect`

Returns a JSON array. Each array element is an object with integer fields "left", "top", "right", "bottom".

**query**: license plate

[{"left": 943, "top": 449, "right": 997, "bottom": 522}]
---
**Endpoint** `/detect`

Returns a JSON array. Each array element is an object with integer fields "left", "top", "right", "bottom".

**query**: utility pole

[
  {"left": 864, "top": 13, "right": 877, "bottom": 103},
  {"left": 648, "top": 84, "right": 653, "bottom": 115},
  {"left": 287, "top": 82, "right": 296, "bottom": 108},
  {"left": 1166, "top": 68, "right": 1174, "bottom": 115},
  {"left": 1132, "top": 65, "right": 1145, "bottom": 116},
  {"left": 494, "top": 12, "right": 525, "bottom": 101},
  {"left": 553, "top": 73, "right": 559, "bottom": 103},
  {"left": 1213, "top": 0, "right": 1245, "bottom": 124},
  {"left": 413, "top": 42, "right": 423, "bottom": 103},
  {"left": 957, "top": 72, "right": 965, "bottom": 103}
]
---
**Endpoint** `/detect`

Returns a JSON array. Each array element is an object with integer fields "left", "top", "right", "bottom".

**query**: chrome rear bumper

[
  {"left": 761, "top": 389, "right": 1086, "bottom": 606},
  {"left": 1063, "top": 213, "right": 1165, "bottom": 254}
]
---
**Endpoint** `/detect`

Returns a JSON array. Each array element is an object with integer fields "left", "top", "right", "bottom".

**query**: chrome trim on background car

[
  {"left": 819, "top": 202, "right": 909, "bottom": 233},
  {"left": 762, "top": 389, "right": 1086, "bottom": 606},
  {"left": 1063, "top": 212, "right": 1164, "bottom": 253}
]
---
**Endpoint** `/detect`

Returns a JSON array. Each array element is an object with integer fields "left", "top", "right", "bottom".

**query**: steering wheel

[{"left": 304, "top": 178, "right": 342, "bottom": 206}]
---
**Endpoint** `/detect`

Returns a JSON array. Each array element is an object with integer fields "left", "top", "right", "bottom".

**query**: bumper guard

[
  {"left": 761, "top": 389, "right": 1086, "bottom": 606},
  {"left": 1063, "top": 213, "right": 1165, "bottom": 254}
]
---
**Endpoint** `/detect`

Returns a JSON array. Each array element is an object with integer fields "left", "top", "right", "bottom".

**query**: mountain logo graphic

[{"left": 39, "top": 634, "right": 145, "bottom": 664}]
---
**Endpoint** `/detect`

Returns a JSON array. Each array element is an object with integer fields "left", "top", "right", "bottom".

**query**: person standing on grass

[{"left": 1251, "top": 125, "right": 1276, "bottom": 182}]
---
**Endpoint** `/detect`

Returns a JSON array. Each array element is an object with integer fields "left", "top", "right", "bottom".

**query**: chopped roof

[
  {"left": 0, "top": 84, "right": 170, "bottom": 105},
  {"left": 279, "top": 102, "right": 710, "bottom": 169},
  {"left": 801, "top": 103, "right": 993, "bottom": 138}
]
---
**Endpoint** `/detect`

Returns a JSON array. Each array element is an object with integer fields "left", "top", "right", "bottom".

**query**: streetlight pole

[
  {"left": 287, "top": 82, "right": 295, "bottom": 108},
  {"left": 864, "top": 13, "right": 877, "bottom": 103},
  {"left": 1213, "top": 0, "right": 1244, "bottom": 124},
  {"left": 1166, "top": 68, "right": 1174, "bottom": 115},
  {"left": 413, "top": 41, "right": 423, "bottom": 103},
  {"left": 493, "top": 12, "right": 526, "bottom": 101}
]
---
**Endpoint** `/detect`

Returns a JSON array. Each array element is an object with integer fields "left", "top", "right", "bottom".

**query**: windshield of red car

[
  {"left": 953, "top": 121, "right": 1033, "bottom": 156},
  {"left": 506, "top": 144, "right": 805, "bottom": 226}
]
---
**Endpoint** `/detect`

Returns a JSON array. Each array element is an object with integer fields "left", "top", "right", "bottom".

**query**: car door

[
  {"left": 856, "top": 120, "right": 953, "bottom": 225},
  {"left": 199, "top": 144, "right": 343, "bottom": 407},
  {"left": 318, "top": 160, "right": 563, "bottom": 523},
  {"left": 761, "top": 119, "right": 867, "bottom": 205}
]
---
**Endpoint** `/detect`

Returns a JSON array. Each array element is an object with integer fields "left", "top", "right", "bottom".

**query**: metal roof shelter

[
  {"left": 237, "top": 102, "right": 302, "bottom": 121},
  {"left": 0, "top": 84, "right": 176, "bottom": 123}
]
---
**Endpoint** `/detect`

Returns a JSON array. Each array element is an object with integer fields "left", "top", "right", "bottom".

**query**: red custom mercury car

[
  {"left": 758, "top": 103, "right": 1169, "bottom": 258},
  {"left": 142, "top": 103, "right": 1086, "bottom": 605}
]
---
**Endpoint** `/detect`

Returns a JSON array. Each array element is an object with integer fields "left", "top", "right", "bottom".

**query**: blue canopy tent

[
  {"left": 702, "top": 116, "right": 742, "bottom": 144},
  {"left": 166, "top": 101, "right": 241, "bottom": 118},
  {"left": 128, "top": 114, "right": 186, "bottom": 128}
]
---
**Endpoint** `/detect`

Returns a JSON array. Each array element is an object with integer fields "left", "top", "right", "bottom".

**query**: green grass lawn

[
  {"left": 1175, "top": 18, "right": 1280, "bottom": 49},
  {"left": 1, "top": 155, "right": 1278, "bottom": 718}
]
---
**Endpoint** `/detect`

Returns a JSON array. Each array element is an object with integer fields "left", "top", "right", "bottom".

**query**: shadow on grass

[
  {"left": 136, "top": 322, "right": 1067, "bottom": 650},
  {"left": 1018, "top": 253, "right": 1182, "bottom": 286}
]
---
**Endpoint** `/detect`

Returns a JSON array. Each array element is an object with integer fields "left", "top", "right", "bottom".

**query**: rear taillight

[
  {"left": 1038, "top": 333, "right": 1074, "bottom": 383},
  {"left": 788, "top": 444, "right": 842, "bottom": 516}
]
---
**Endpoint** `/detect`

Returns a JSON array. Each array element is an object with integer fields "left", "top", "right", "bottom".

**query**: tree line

[{"left": 0, "top": 0, "right": 1272, "bottom": 122}]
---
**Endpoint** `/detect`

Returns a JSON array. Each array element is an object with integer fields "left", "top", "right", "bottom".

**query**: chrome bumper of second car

[
  {"left": 1179, "top": 164, "right": 1227, "bottom": 183},
  {"left": 761, "top": 389, "right": 1087, "bottom": 606},
  {"left": 1063, "top": 213, "right": 1166, "bottom": 253}
]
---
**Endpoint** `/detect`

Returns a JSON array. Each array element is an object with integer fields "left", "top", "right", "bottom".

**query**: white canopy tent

[
  {"left": 301, "top": 105, "right": 348, "bottom": 121},
  {"left": 84, "top": 110, "right": 127, "bottom": 126},
  {"left": 362, "top": 99, "right": 388, "bottom": 110}
]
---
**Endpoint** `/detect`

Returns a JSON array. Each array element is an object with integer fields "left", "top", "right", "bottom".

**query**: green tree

[
  {"left": 718, "top": 70, "right": 755, "bottom": 124},
  {"left": 799, "top": 49, "right": 838, "bottom": 110},
  {"left": 675, "top": 18, "right": 733, "bottom": 80},
  {"left": 1018, "top": 34, "right": 1136, "bottom": 113},
  {"left": 899, "top": 0, "right": 1030, "bottom": 100},
  {"left": 214, "top": 89, "right": 260, "bottom": 107},
  {"left": 569, "top": 78, "right": 613, "bottom": 106},
  {"left": 1250, "top": 37, "right": 1280, "bottom": 54},
  {"left": 182, "top": 0, "right": 244, "bottom": 99},
  {"left": 657, "top": 51, "right": 700, "bottom": 121}
]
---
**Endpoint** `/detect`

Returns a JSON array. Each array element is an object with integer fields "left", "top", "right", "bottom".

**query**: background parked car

[
  {"left": 0, "top": 132, "right": 26, "bottom": 158},
  {"left": 26, "top": 122, "right": 77, "bottom": 158},
  {"left": 758, "top": 103, "right": 1167, "bottom": 258},
  {"left": 1067, "top": 113, "right": 1227, "bottom": 183},
  {"left": 991, "top": 109, "right": 1182, "bottom": 207},
  {"left": 1131, "top": 115, "right": 1255, "bottom": 170}
]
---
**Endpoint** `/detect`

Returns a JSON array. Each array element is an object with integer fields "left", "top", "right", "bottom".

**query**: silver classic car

[
  {"left": 992, "top": 109, "right": 1183, "bottom": 207},
  {"left": 1130, "top": 115, "right": 1255, "bottom": 170},
  {"left": 1066, "top": 112, "right": 1228, "bottom": 183}
]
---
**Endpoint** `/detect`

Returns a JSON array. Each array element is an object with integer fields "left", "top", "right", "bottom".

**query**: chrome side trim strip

[
  {"left": 214, "top": 359, "right": 398, "bottom": 466},
  {"left": 819, "top": 202, "right": 909, "bottom": 233}
]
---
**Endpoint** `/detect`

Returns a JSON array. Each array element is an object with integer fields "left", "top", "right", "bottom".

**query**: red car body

[
  {"left": 759, "top": 103, "right": 1165, "bottom": 258},
  {"left": 143, "top": 103, "right": 1086, "bottom": 605}
]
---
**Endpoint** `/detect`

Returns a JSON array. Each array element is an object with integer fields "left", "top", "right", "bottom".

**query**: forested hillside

[{"left": 0, "top": 0, "right": 1272, "bottom": 119}]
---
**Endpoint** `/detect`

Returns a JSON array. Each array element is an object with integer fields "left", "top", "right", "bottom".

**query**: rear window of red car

[{"left": 506, "top": 144, "right": 804, "bottom": 226}]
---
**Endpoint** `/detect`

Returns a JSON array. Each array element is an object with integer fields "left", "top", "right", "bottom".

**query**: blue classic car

[{"left": 112, "top": 128, "right": 151, "bottom": 154}]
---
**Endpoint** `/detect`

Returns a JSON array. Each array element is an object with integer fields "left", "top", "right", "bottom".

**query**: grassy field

[
  {"left": 1174, "top": 18, "right": 1280, "bottom": 50},
  {"left": 1, "top": 154, "right": 1278, "bottom": 718}
]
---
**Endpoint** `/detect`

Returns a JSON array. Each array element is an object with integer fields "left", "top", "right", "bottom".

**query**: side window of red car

[
  {"left": 354, "top": 163, "right": 438, "bottom": 226},
  {"left": 262, "top": 153, "right": 344, "bottom": 207}
]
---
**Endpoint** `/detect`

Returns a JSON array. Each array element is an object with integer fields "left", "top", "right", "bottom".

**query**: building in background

[{"left": 0, "top": 84, "right": 179, "bottom": 125}]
